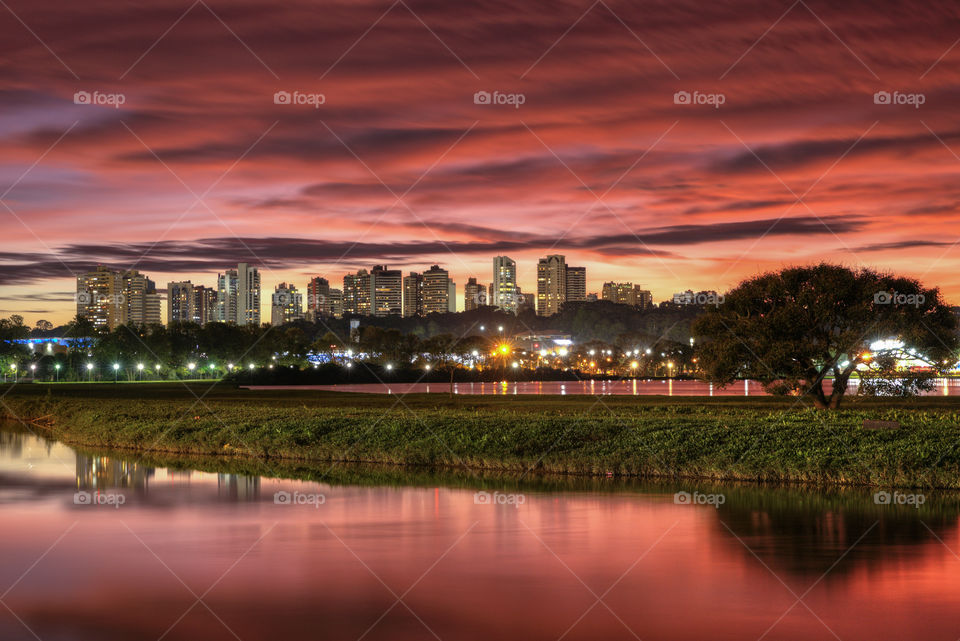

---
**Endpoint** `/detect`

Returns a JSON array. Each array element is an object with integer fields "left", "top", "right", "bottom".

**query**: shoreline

[{"left": 4, "top": 384, "right": 960, "bottom": 489}]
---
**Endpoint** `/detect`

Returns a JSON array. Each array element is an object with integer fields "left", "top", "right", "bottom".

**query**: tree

[{"left": 693, "top": 264, "right": 958, "bottom": 409}]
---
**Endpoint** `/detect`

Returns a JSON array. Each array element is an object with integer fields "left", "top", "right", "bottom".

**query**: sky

[{"left": 2, "top": 0, "right": 960, "bottom": 324}]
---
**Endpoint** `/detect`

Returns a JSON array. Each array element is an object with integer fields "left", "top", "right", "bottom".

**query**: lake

[
  {"left": 1, "top": 424, "right": 959, "bottom": 640},
  {"left": 247, "top": 377, "right": 960, "bottom": 396}
]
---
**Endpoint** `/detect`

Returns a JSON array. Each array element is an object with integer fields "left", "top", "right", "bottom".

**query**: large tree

[{"left": 693, "top": 264, "right": 959, "bottom": 409}]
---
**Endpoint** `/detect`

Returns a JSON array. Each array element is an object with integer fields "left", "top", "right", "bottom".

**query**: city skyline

[
  {"left": 72, "top": 253, "right": 672, "bottom": 327},
  {"left": 4, "top": 2, "right": 960, "bottom": 323}
]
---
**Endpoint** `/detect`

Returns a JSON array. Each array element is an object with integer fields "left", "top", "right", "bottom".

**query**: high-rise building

[
  {"left": 193, "top": 285, "right": 217, "bottom": 324},
  {"left": 565, "top": 266, "right": 586, "bottom": 303},
  {"left": 492, "top": 256, "right": 518, "bottom": 313},
  {"left": 168, "top": 281, "right": 217, "bottom": 326},
  {"left": 602, "top": 282, "right": 652, "bottom": 309},
  {"left": 464, "top": 277, "right": 487, "bottom": 311},
  {"left": 123, "top": 271, "right": 161, "bottom": 326},
  {"left": 328, "top": 289, "right": 343, "bottom": 318},
  {"left": 77, "top": 266, "right": 160, "bottom": 329},
  {"left": 370, "top": 265, "right": 402, "bottom": 317},
  {"left": 402, "top": 272, "right": 423, "bottom": 317},
  {"left": 342, "top": 269, "right": 371, "bottom": 316},
  {"left": 448, "top": 280, "right": 457, "bottom": 313},
  {"left": 422, "top": 265, "right": 451, "bottom": 315},
  {"left": 217, "top": 263, "right": 260, "bottom": 325},
  {"left": 167, "top": 281, "right": 194, "bottom": 324},
  {"left": 271, "top": 283, "right": 303, "bottom": 325},
  {"left": 536, "top": 254, "right": 567, "bottom": 316},
  {"left": 306, "top": 277, "right": 331, "bottom": 319},
  {"left": 76, "top": 266, "right": 125, "bottom": 329}
]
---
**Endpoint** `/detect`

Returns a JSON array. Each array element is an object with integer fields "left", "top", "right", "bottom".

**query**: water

[
  {"left": 2, "top": 424, "right": 960, "bottom": 640},
  {"left": 247, "top": 378, "right": 960, "bottom": 396}
]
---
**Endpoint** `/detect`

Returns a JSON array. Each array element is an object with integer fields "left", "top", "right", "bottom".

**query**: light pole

[
  {"left": 10, "top": 363, "right": 17, "bottom": 383},
  {"left": 30, "top": 364, "right": 36, "bottom": 380},
  {"left": 113, "top": 363, "right": 120, "bottom": 382},
  {"left": 187, "top": 362, "right": 196, "bottom": 379},
  {"left": 137, "top": 363, "right": 144, "bottom": 381},
  {"left": 86, "top": 362, "right": 94, "bottom": 381},
  {"left": 54, "top": 363, "right": 60, "bottom": 382},
  {"left": 155, "top": 364, "right": 161, "bottom": 380}
]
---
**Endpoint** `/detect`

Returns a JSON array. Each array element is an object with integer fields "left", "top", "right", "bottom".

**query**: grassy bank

[{"left": 3, "top": 383, "right": 960, "bottom": 488}]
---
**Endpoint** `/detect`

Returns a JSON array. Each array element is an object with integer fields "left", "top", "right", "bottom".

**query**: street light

[
  {"left": 137, "top": 363, "right": 144, "bottom": 381},
  {"left": 54, "top": 363, "right": 61, "bottom": 382},
  {"left": 10, "top": 363, "right": 17, "bottom": 383},
  {"left": 86, "top": 362, "right": 94, "bottom": 381},
  {"left": 113, "top": 363, "right": 120, "bottom": 382}
]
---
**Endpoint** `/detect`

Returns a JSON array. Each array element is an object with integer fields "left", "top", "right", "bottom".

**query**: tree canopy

[{"left": 693, "top": 264, "right": 959, "bottom": 408}]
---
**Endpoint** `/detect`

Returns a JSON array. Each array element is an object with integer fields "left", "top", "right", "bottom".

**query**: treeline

[{"left": 31, "top": 301, "right": 703, "bottom": 345}]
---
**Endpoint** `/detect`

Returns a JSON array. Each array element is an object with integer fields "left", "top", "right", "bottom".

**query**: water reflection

[{"left": 3, "top": 425, "right": 960, "bottom": 641}]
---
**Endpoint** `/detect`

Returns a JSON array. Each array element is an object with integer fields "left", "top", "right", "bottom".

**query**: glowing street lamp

[
  {"left": 54, "top": 363, "right": 61, "bottom": 382},
  {"left": 112, "top": 363, "right": 120, "bottom": 382},
  {"left": 86, "top": 362, "right": 94, "bottom": 381},
  {"left": 137, "top": 363, "right": 144, "bottom": 381}
]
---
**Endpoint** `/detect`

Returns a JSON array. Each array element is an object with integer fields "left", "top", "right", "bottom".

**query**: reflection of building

[
  {"left": 75, "top": 455, "right": 154, "bottom": 491},
  {"left": 217, "top": 474, "right": 260, "bottom": 502}
]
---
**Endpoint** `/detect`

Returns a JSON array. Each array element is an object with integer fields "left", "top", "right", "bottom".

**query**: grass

[{"left": 3, "top": 382, "right": 960, "bottom": 488}]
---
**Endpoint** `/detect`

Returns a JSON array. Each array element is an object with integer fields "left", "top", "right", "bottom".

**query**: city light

[
  {"left": 630, "top": 361, "right": 639, "bottom": 369},
  {"left": 187, "top": 362, "right": 196, "bottom": 371},
  {"left": 385, "top": 364, "right": 393, "bottom": 370},
  {"left": 425, "top": 364, "right": 431, "bottom": 370},
  {"left": 248, "top": 364, "right": 255, "bottom": 370}
]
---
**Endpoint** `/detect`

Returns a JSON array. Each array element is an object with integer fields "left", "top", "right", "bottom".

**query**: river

[{"left": 1, "top": 424, "right": 959, "bottom": 640}]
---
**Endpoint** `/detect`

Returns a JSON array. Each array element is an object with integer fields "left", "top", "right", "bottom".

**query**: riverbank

[{"left": 3, "top": 383, "right": 960, "bottom": 488}]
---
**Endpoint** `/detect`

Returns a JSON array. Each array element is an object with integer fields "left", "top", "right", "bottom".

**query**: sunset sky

[{"left": 2, "top": 0, "right": 960, "bottom": 324}]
